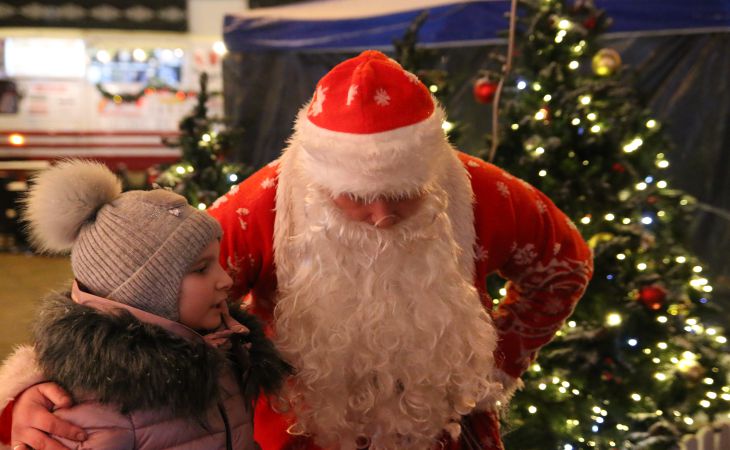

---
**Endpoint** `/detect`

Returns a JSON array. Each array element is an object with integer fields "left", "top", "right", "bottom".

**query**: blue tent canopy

[{"left": 223, "top": 0, "right": 730, "bottom": 52}]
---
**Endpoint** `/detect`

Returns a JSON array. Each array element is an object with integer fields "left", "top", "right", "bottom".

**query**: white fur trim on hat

[
  {"left": 293, "top": 105, "right": 451, "bottom": 197},
  {"left": 23, "top": 159, "right": 122, "bottom": 254}
]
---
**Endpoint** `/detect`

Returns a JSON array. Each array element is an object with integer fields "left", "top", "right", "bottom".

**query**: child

[{"left": 0, "top": 160, "right": 292, "bottom": 449}]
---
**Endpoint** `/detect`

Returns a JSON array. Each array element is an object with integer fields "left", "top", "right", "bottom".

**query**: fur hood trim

[{"left": 35, "top": 291, "right": 225, "bottom": 417}]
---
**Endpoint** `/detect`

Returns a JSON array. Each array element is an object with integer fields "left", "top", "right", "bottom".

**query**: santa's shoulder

[{"left": 456, "top": 151, "right": 515, "bottom": 185}]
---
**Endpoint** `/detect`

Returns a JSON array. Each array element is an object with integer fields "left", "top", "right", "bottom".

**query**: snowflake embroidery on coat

[
  {"left": 467, "top": 160, "right": 480, "bottom": 168},
  {"left": 553, "top": 243, "right": 562, "bottom": 255},
  {"left": 209, "top": 195, "right": 229, "bottom": 210},
  {"left": 226, "top": 255, "right": 242, "bottom": 277},
  {"left": 518, "top": 179, "right": 535, "bottom": 191},
  {"left": 404, "top": 70, "right": 420, "bottom": 84},
  {"left": 346, "top": 84, "right": 358, "bottom": 106},
  {"left": 374, "top": 88, "right": 390, "bottom": 106},
  {"left": 236, "top": 207, "right": 249, "bottom": 231},
  {"left": 496, "top": 181, "right": 510, "bottom": 198},
  {"left": 261, "top": 177, "right": 275, "bottom": 189},
  {"left": 229, "top": 184, "right": 240, "bottom": 195},
  {"left": 512, "top": 243, "right": 537, "bottom": 266},
  {"left": 535, "top": 199, "right": 547, "bottom": 214},
  {"left": 475, "top": 244, "right": 489, "bottom": 262},
  {"left": 308, "top": 85, "right": 328, "bottom": 117}
]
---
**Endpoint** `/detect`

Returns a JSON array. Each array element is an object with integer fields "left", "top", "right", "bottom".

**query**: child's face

[{"left": 179, "top": 240, "right": 233, "bottom": 331}]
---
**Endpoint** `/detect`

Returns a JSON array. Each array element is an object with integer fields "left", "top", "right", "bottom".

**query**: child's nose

[{"left": 218, "top": 271, "right": 233, "bottom": 290}]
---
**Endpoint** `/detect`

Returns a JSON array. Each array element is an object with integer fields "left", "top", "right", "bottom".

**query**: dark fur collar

[{"left": 34, "top": 291, "right": 292, "bottom": 417}]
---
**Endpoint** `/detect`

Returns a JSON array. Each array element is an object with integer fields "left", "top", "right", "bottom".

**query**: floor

[{"left": 0, "top": 252, "right": 73, "bottom": 360}]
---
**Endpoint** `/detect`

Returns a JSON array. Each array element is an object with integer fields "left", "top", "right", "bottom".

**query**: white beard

[{"left": 272, "top": 152, "right": 502, "bottom": 450}]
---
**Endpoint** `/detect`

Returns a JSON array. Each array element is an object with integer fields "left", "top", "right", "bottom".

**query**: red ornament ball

[
  {"left": 612, "top": 162, "right": 625, "bottom": 173},
  {"left": 638, "top": 285, "right": 668, "bottom": 310},
  {"left": 473, "top": 78, "right": 498, "bottom": 104},
  {"left": 584, "top": 16, "right": 597, "bottom": 30}
]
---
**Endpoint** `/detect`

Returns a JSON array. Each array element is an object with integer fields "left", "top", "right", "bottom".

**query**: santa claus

[{"left": 2, "top": 50, "right": 592, "bottom": 450}]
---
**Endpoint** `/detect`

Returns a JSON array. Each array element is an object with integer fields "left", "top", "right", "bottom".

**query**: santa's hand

[{"left": 11, "top": 382, "right": 86, "bottom": 450}]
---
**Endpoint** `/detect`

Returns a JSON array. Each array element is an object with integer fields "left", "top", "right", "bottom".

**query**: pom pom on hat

[{"left": 23, "top": 159, "right": 122, "bottom": 254}]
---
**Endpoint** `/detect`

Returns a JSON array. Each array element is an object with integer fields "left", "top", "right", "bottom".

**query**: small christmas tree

[
  {"left": 150, "top": 73, "right": 251, "bottom": 209},
  {"left": 483, "top": 1, "right": 730, "bottom": 448}
]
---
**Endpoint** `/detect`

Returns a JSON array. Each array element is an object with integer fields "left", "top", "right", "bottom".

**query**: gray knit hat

[{"left": 23, "top": 159, "right": 222, "bottom": 320}]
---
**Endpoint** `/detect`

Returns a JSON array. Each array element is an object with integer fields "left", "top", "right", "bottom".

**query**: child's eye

[{"left": 194, "top": 264, "right": 208, "bottom": 274}]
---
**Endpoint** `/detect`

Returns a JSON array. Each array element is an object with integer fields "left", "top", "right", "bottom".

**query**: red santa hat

[{"left": 293, "top": 50, "right": 452, "bottom": 198}]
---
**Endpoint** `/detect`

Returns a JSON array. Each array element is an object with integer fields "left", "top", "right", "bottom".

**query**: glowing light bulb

[
  {"left": 646, "top": 119, "right": 657, "bottom": 128},
  {"left": 590, "top": 125, "right": 601, "bottom": 133},
  {"left": 175, "top": 166, "right": 186, "bottom": 174},
  {"left": 197, "top": 203, "right": 207, "bottom": 210},
  {"left": 568, "top": 61, "right": 579, "bottom": 70},
  {"left": 579, "top": 95, "right": 591, "bottom": 105},
  {"left": 606, "top": 313, "right": 622, "bottom": 326},
  {"left": 212, "top": 41, "right": 228, "bottom": 55},
  {"left": 8, "top": 133, "right": 25, "bottom": 146}
]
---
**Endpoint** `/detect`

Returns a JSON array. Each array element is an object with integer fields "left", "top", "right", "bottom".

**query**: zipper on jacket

[{"left": 218, "top": 402, "right": 233, "bottom": 450}]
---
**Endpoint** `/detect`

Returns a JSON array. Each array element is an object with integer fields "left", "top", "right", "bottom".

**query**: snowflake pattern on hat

[
  {"left": 308, "top": 85, "right": 328, "bottom": 117},
  {"left": 346, "top": 84, "right": 358, "bottom": 106},
  {"left": 374, "top": 88, "right": 390, "bottom": 106}
]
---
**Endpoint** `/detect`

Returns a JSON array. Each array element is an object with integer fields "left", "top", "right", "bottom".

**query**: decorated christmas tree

[
  {"left": 149, "top": 73, "right": 251, "bottom": 209},
  {"left": 394, "top": 12, "right": 465, "bottom": 142},
  {"left": 482, "top": 1, "right": 730, "bottom": 448}
]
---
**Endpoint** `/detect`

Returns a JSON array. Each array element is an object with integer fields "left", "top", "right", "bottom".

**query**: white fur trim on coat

[
  {"left": 293, "top": 105, "right": 451, "bottom": 197},
  {"left": 475, "top": 369, "right": 524, "bottom": 413},
  {"left": 0, "top": 345, "right": 45, "bottom": 415}
]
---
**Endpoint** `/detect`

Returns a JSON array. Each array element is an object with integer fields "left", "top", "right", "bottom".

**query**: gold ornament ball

[{"left": 592, "top": 48, "right": 622, "bottom": 76}]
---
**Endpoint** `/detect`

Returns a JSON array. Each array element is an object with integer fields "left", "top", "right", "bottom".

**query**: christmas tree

[
  {"left": 394, "top": 12, "right": 465, "bottom": 142},
  {"left": 482, "top": 1, "right": 730, "bottom": 449},
  {"left": 150, "top": 73, "right": 251, "bottom": 209}
]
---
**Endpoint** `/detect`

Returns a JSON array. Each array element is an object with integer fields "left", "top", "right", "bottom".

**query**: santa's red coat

[{"left": 207, "top": 151, "right": 593, "bottom": 450}]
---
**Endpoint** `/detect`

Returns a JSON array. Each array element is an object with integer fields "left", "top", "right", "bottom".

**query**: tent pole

[{"left": 489, "top": 0, "right": 518, "bottom": 162}]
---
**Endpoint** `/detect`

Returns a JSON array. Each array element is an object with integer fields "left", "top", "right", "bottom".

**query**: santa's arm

[
  {"left": 0, "top": 346, "right": 46, "bottom": 445},
  {"left": 467, "top": 157, "right": 593, "bottom": 399}
]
